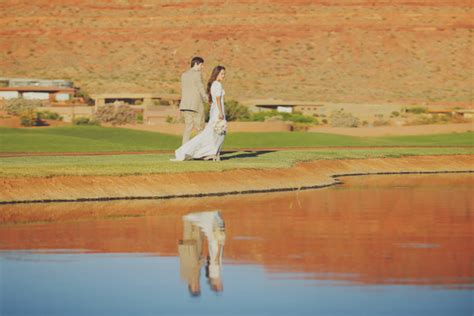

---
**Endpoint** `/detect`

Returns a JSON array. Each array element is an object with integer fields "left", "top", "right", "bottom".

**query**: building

[
  {"left": 0, "top": 77, "right": 77, "bottom": 102},
  {"left": 244, "top": 99, "right": 323, "bottom": 115},
  {"left": 0, "top": 78, "right": 73, "bottom": 88},
  {"left": 90, "top": 93, "right": 180, "bottom": 108},
  {"left": 0, "top": 86, "right": 76, "bottom": 102}
]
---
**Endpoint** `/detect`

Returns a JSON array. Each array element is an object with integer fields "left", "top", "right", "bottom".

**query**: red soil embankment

[{"left": 1, "top": 155, "right": 472, "bottom": 204}]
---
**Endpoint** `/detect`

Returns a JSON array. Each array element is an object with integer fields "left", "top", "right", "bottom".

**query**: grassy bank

[
  {"left": 0, "top": 126, "right": 473, "bottom": 152},
  {"left": 1, "top": 148, "right": 473, "bottom": 178}
]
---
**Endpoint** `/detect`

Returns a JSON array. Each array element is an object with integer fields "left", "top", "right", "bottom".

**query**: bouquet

[{"left": 214, "top": 119, "right": 227, "bottom": 135}]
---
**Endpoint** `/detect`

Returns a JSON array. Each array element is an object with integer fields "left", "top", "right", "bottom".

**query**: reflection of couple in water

[{"left": 178, "top": 211, "right": 226, "bottom": 296}]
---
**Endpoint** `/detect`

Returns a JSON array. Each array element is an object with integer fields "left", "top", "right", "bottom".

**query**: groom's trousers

[{"left": 182, "top": 110, "right": 205, "bottom": 144}]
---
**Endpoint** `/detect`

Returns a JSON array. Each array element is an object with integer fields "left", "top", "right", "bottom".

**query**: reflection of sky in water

[{"left": 1, "top": 252, "right": 472, "bottom": 316}]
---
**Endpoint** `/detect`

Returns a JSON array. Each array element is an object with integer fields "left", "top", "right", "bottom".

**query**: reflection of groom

[
  {"left": 180, "top": 56, "right": 208, "bottom": 144},
  {"left": 178, "top": 220, "right": 204, "bottom": 296}
]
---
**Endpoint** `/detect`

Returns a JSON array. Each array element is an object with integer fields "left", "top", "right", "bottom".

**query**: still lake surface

[{"left": 1, "top": 174, "right": 473, "bottom": 315}]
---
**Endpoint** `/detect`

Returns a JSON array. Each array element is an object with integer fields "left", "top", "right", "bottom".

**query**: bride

[{"left": 175, "top": 65, "right": 227, "bottom": 161}]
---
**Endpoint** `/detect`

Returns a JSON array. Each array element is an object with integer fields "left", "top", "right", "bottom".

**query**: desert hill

[{"left": 0, "top": 0, "right": 472, "bottom": 106}]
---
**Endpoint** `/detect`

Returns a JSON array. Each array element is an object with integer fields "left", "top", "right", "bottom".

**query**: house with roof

[{"left": 0, "top": 77, "right": 77, "bottom": 103}]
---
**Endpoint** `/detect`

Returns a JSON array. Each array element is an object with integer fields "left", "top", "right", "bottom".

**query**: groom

[{"left": 180, "top": 56, "right": 208, "bottom": 144}]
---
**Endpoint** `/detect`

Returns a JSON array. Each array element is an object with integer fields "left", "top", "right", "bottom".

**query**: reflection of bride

[{"left": 178, "top": 211, "right": 226, "bottom": 295}]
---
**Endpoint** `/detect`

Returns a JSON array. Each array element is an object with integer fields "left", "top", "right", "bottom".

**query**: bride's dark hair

[{"left": 207, "top": 65, "right": 226, "bottom": 103}]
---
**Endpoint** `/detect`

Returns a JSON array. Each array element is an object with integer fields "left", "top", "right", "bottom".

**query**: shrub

[
  {"left": 390, "top": 111, "right": 400, "bottom": 117},
  {"left": 405, "top": 113, "right": 466, "bottom": 125},
  {"left": 18, "top": 108, "right": 49, "bottom": 127},
  {"left": 246, "top": 111, "right": 278, "bottom": 122},
  {"left": 95, "top": 105, "right": 115, "bottom": 122},
  {"left": 73, "top": 117, "right": 99, "bottom": 125},
  {"left": 373, "top": 119, "right": 390, "bottom": 126},
  {"left": 245, "top": 110, "right": 316, "bottom": 124},
  {"left": 291, "top": 122, "right": 313, "bottom": 131},
  {"left": 95, "top": 105, "right": 136, "bottom": 125},
  {"left": 405, "top": 106, "right": 427, "bottom": 114},
  {"left": 37, "top": 110, "right": 62, "bottom": 121},
  {"left": 166, "top": 115, "right": 181, "bottom": 124},
  {"left": 75, "top": 90, "right": 94, "bottom": 105},
  {"left": 224, "top": 100, "right": 250, "bottom": 121},
  {"left": 373, "top": 114, "right": 390, "bottom": 127},
  {"left": 113, "top": 105, "right": 136, "bottom": 125},
  {"left": 19, "top": 109, "right": 39, "bottom": 127},
  {"left": 285, "top": 113, "right": 316, "bottom": 124},
  {"left": 3, "top": 98, "right": 43, "bottom": 116},
  {"left": 136, "top": 113, "right": 143, "bottom": 124},
  {"left": 329, "top": 109, "right": 360, "bottom": 127}
]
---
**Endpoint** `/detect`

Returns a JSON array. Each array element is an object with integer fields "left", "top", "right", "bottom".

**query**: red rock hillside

[{"left": 0, "top": 0, "right": 472, "bottom": 105}]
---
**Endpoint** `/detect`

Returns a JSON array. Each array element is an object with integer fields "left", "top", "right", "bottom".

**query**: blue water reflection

[
  {"left": 1, "top": 251, "right": 471, "bottom": 316},
  {"left": 1, "top": 174, "right": 473, "bottom": 315}
]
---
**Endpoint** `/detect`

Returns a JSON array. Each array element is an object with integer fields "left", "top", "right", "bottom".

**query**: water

[{"left": 1, "top": 174, "right": 473, "bottom": 315}]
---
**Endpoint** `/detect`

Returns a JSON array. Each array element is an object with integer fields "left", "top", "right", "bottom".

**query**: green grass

[
  {"left": 0, "top": 126, "right": 473, "bottom": 153},
  {"left": 1, "top": 148, "right": 472, "bottom": 178},
  {"left": 1, "top": 126, "right": 472, "bottom": 178},
  {"left": 0, "top": 126, "right": 179, "bottom": 152},
  {"left": 226, "top": 132, "right": 474, "bottom": 148}
]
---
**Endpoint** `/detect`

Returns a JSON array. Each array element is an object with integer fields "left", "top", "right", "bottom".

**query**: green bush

[
  {"left": 72, "top": 117, "right": 99, "bottom": 125},
  {"left": 244, "top": 110, "right": 316, "bottom": 124},
  {"left": 19, "top": 109, "right": 38, "bottom": 127},
  {"left": 3, "top": 98, "right": 43, "bottom": 116},
  {"left": 37, "top": 110, "right": 62, "bottom": 121},
  {"left": 405, "top": 106, "right": 427, "bottom": 114},
  {"left": 246, "top": 111, "right": 280, "bottom": 122},
  {"left": 225, "top": 100, "right": 250, "bottom": 121},
  {"left": 166, "top": 115, "right": 182, "bottom": 124},
  {"left": 19, "top": 109, "right": 48, "bottom": 127},
  {"left": 329, "top": 109, "right": 360, "bottom": 127},
  {"left": 136, "top": 113, "right": 144, "bottom": 124},
  {"left": 285, "top": 112, "right": 316, "bottom": 124}
]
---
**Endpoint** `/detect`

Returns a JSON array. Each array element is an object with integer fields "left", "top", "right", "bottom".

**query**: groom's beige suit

[{"left": 180, "top": 68, "right": 208, "bottom": 144}]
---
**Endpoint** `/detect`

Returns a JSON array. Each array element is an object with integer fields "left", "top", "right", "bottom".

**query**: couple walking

[{"left": 174, "top": 56, "right": 227, "bottom": 161}]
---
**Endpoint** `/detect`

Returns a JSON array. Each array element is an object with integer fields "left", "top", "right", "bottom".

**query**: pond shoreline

[{"left": 1, "top": 155, "right": 472, "bottom": 205}]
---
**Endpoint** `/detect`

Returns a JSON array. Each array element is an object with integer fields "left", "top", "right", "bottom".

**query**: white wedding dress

[
  {"left": 183, "top": 211, "right": 225, "bottom": 279},
  {"left": 175, "top": 81, "right": 226, "bottom": 161}
]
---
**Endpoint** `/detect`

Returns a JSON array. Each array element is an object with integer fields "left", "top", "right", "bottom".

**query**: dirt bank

[{"left": 0, "top": 155, "right": 472, "bottom": 204}]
